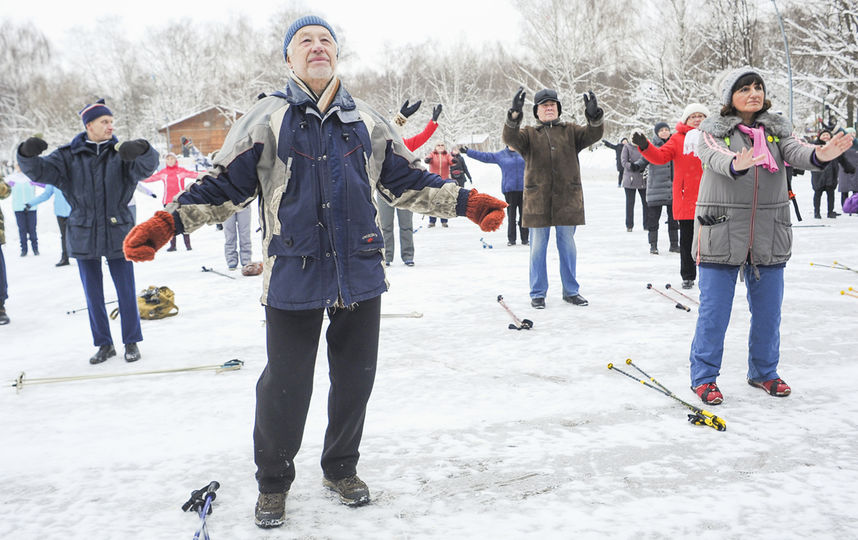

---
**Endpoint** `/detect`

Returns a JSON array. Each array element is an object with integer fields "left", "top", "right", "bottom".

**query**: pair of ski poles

[
  {"left": 182, "top": 481, "right": 220, "bottom": 540},
  {"left": 608, "top": 358, "right": 726, "bottom": 431},
  {"left": 646, "top": 283, "right": 698, "bottom": 312}
]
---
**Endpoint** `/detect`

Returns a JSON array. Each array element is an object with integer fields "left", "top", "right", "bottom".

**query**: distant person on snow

[
  {"left": 503, "top": 87, "right": 604, "bottom": 309},
  {"left": 424, "top": 141, "right": 454, "bottom": 227},
  {"left": 17, "top": 99, "right": 159, "bottom": 365},
  {"left": 461, "top": 145, "right": 528, "bottom": 246},
  {"left": 122, "top": 14, "right": 506, "bottom": 529},
  {"left": 0, "top": 175, "right": 11, "bottom": 324},
  {"left": 142, "top": 152, "right": 198, "bottom": 250},
  {"left": 449, "top": 148, "right": 471, "bottom": 187},
  {"left": 376, "top": 99, "right": 442, "bottom": 267},
  {"left": 8, "top": 163, "right": 40, "bottom": 256},
  {"left": 602, "top": 137, "right": 628, "bottom": 187},
  {"left": 643, "top": 122, "right": 679, "bottom": 255},
  {"left": 25, "top": 183, "right": 72, "bottom": 266}
]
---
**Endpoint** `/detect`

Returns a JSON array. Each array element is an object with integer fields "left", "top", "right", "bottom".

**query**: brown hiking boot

[
  {"left": 323, "top": 475, "right": 370, "bottom": 506},
  {"left": 254, "top": 491, "right": 287, "bottom": 528}
]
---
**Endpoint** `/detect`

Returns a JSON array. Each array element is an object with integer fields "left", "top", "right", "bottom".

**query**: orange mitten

[
  {"left": 465, "top": 189, "right": 507, "bottom": 232},
  {"left": 123, "top": 210, "right": 175, "bottom": 262}
]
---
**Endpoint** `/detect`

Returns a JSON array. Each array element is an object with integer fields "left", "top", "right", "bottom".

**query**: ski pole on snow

[
  {"left": 841, "top": 288, "right": 858, "bottom": 299},
  {"left": 480, "top": 237, "right": 493, "bottom": 249},
  {"left": 834, "top": 261, "right": 858, "bottom": 273},
  {"left": 665, "top": 283, "right": 699, "bottom": 305},
  {"left": 66, "top": 300, "right": 118, "bottom": 315},
  {"left": 201, "top": 265, "right": 236, "bottom": 279},
  {"left": 810, "top": 261, "right": 858, "bottom": 274},
  {"left": 607, "top": 358, "right": 726, "bottom": 431},
  {"left": 182, "top": 480, "right": 220, "bottom": 540},
  {"left": 646, "top": 283, "right": 690, "bottom": 312},
  {"left": 497, "top": 295, "right": 533, "bottom": 330}
]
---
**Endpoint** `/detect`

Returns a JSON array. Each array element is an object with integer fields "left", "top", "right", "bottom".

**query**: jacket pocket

[
  {"left": 698, "top": 219, "right": 730, "bottom": 259},
  {"left": 67, "top": 215, "right": 93, "bottom": 255},
  {"left": 771, "top": 218, "right": 792, "bottom": 259}
]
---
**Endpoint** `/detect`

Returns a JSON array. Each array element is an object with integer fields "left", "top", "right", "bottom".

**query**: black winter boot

[
  {"left": 0, "top": 302, "right": 9, "bottom": 325},
  {"left": 89, "top": 344, "right": 116, "bottom": 365}
]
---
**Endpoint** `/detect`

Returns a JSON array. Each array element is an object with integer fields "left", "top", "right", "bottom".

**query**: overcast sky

[{"left": 8, "top": 0, "right": 523, "bottom": 72}]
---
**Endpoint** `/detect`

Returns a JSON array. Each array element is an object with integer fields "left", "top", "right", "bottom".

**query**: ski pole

[
  {"left": 841, "top": 290, "right": 858, "bottom": 299},
  {"left": 665, "top": 283, "right": 699, "bottom": 305},
  {"left": 194, "top": 481, "right": 219, "bottom": 540},
  {"left": 201, "top": 265, "right": 236, "bottom": 279},
  {"left": 646, "top": 283, "right": 690, "bottom": 312},
  {"left": 480, "top": 237, "right": 493, "bottom": 249},
  {"left": 497, "top": 295, "right": 533, "bottom": 330},
  {"left": 12, "top": 359, "right": 243, "bottom": 392},
  {"left": 833, "top": 260, "right": 858, "bottom": 273},
  {"left": 608, "top": 359, "right": 726, "bottom": 431},
  {"left": 66, "top": 300, "right": 118, "bottom": 315}
]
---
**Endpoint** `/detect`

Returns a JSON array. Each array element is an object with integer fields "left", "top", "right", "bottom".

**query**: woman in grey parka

[{"left": 688, "top": 67, "right": 853, "bottom": 406}]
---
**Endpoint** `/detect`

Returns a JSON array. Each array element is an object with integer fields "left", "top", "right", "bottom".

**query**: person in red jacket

[
  {"left": 424, "top": 142, "right": 454, "bottom": 227},
  {"left": 632, "top": 103, "right": 710, "bottom": 289},
  {"left": 142, "top": 153, "right": 198, "bottom": 251}
]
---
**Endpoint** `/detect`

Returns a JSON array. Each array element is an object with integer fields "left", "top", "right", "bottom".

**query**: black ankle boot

[{"left": 89, "top": 344, "right": 116, "bottom": 365}]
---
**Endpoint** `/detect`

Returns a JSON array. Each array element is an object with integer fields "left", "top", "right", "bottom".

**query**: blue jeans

[
  {"left": 689, "top": 263, "right": 784, "bottom": 387},
  {"left": 528, "top": 226, "right": 579, "bottom": 299}
]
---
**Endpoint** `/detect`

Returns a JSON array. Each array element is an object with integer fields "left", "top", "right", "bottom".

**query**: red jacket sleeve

[
  {"left": 640, "top": 135, "right": 681, "bottom": 165},
  {"left": 403, "top": 120, "right": 438, "bottom": 152}
]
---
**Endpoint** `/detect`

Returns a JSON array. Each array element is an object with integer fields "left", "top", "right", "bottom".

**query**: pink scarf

[{"left": 736, "top": 123, "right": 779, "bottom": 173}]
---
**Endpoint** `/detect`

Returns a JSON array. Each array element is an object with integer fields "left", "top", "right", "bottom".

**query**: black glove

[
  {"left": 631, "top": 132, "right": 649, "bottom": 151},
  {"left": 117, "top": 139, "right": 150, "bottom": 162},
  {"left": 629, "top": 162, "right": 641, "bottom": 173},
  {"left": 511, "top": 86, "right": 526, "bottom": 115},
  {"left": 432, "top": 104, "right": 443, "bottom": 122},
  {"left": 697, "top": 215, "right": 726, "bottom": 226},
  {"left": 216, "top": 223, "right": 224, "bottom": 231},
  {"left": 24, "top": 203, "right": 32, "bottom": 211},
  {"left": 583, "top": 90, "right": 602, "bottom": 120},
  {"left": 400, "top": 99, "right": 422, "bottom": 119},
  {"left": 633, "top": 158, "right": 649, "bottom": 172},
  {"left": 424, "top": 156, "right": 432, "bottom": 164},
  {"left": 460, "top": 146, "right": 469, "bottom": 154},
  {"left": 19, "top": 137, "right": 48, "bottom": 158},
  {"left": 150, "top": 193, "right": 158, "bottom": 198}
]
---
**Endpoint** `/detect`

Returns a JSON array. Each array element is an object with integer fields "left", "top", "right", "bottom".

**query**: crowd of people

[{"left": 2, "top": 12, "right": 857, "bottom": 530}]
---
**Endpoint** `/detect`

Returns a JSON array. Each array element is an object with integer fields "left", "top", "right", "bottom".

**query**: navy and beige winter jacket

[
  {"left": 18, "top": 133, "right": 159, "bottom": 259},
  {"left": 167, "top": 78, "right": 467, "bottom": 310}
]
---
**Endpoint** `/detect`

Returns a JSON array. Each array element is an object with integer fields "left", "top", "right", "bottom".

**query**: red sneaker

[
  {"left": 693, "top": 382, "right": 723, "bottom": 405},
  {"left": 748, "top": 378, "right": 791, "bottom": 397}
]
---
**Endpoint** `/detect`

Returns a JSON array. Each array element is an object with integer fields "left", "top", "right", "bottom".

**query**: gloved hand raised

[
  {"left": 123, "top": 210, "right": 175, "bottom": 262},
  {"left": 465, "top": 189, "right": 508, "bottom": 232},
  {"left": 116, "top": 139, "right": 150, "bottom": 162},
  {"left": 631, "top": 132, "right": 649, "bottom": 151},
  {"left": 400, "top": 99, "right": 422, "bottom": 119},
  {"left": 459, "top": 146, "right": 469, "bottom": 154},
  {"left": 583, "top": 90, "right": 602, "bottom": 121},
  {"left": 432, "top": 104, "right": 443, "bottom": 122},
  {"left": 511, "top": 87, "right": 526, "bottom": 115},
  {"left": 19, "top": 137, "right": 48, "bottom": 158}
]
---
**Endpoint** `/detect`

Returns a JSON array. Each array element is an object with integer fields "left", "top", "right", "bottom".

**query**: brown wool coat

[{"left": 503, "top": 113, "right": 603, "bottom": 228}]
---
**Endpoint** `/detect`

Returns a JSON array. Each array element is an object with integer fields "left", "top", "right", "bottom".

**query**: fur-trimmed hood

[{"left": 700, "top": 111, "right": 793, "bottom": 139}]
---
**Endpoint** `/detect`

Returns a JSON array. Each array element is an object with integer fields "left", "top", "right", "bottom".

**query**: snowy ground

[{"left": 2, "top": 148, "right": 857, "bottom": 539}]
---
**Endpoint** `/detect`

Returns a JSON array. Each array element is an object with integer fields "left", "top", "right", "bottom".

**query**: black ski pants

[
  {"left": 678, "top": 219, "right": 696, "bottom": 281},
  {"left": 504, "top": 191, "right": 528, "bottom": 244},
  {"left": 254, "top": 296, "right": 381, "bottom": 493},
  {"left": 645, "top": 203, "right": 678, "bottom": 247}
]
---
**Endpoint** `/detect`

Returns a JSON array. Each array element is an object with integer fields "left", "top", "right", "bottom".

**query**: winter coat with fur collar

[{"left": 694, "top": 111, "right": 819, "bottom": 268}]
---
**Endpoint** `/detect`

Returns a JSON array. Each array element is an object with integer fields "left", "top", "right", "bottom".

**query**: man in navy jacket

[
  {"left": 462, "top": 145, "right": 527, "bottom": 245},
  {"left": 123, "top": 15, "right": 507, "bottom": 528},
  {"left": 18, "top": 100, "right": 158, "bottom": 364}
]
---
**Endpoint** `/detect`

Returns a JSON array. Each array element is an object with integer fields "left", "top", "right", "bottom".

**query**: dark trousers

[
  {"left": 77, "top": 258, "right": 142, "bottom": 347},
  {"left": 645, "top": 204, "right": 678, "bottom": 246},
  {"left": 678, "top": 219, "right": 696, "bottom": 281},
  {"left": 624, "top": 188, "right": 647, "bottom": 230},
  {"left": 428, "top": 216, "right": 448, "bottom": 225},
  {"left": 504, "top": 191, "right": 528, "bottom": 244},
  {"left": 813, "top": 187, "right": 836, "bottom": 215},
  {"left": 57, "top": 216, "right": 68, "bottom": 260},
  {"left": 15, "top": 210, "right": 38, "bottom": 253},
  {"left": 616, "top": 169, "right": 623, "bottom": 187},
  {"left": 0, "top": 244, "right": 7, "bottom": 303},
  {"left": 254, "top": 296, "right": 381, "bottom": 493}
]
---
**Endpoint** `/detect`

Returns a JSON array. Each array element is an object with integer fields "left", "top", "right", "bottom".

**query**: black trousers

[
  {"left": 254, "top": 296, "right": 381, "bottom": 493},
  {"left": 504, "top": 191, "right": 528, "bottom": 244},
  {"left": 57, "top": 216, "right": 68, "bottom": 260},
  {"left": 813, "top": 187, "right": 836, "bottom": 215},
  {"left": 678, "top": 219, "right": 696, "bottom": 281},
  {"left": 645, "top": 204, "right": 678, "bottom": 246},
  {"left": 624, "top": 188, "right": 647, "bottom": 230}
]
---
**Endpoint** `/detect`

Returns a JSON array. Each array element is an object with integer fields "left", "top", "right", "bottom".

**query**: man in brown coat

[{"left": 503, "top": 87, "right": 603, "bottom": 308}]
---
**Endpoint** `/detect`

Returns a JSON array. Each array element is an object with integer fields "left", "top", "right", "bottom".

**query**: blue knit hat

[
  {"left": 79, "top": 99, "right": 113, "bottom": 126},
  {"left": 282, "top": 15, "right": 338, "bottom": 62}
]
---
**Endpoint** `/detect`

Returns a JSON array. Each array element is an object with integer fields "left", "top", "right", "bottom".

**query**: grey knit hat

[{"left": 717, "top": 66, "right": 764, "bottom": 106}]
